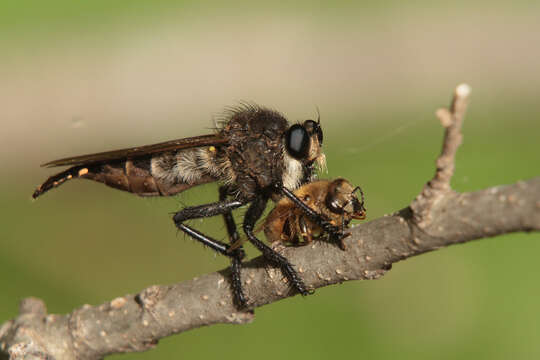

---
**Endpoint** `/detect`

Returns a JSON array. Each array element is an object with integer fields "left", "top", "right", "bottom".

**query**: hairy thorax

[{"left": 221, "top": 106, "right": 293, "bottom": 201}]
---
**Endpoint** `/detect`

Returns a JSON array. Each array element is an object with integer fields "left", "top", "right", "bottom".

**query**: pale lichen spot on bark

[{"left": 111, "top": 297, "right": 127, "bottom": 309}]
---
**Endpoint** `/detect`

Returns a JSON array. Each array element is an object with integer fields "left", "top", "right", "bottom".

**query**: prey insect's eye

[
  {"left": 285, "top": 124, "right": 310, "bottom": 159},
  {"left": 326, "top": 196, "right": 346, "bottom": 214},
  {"left": 326, "top": 179, "right": 352, "bottom": 214},
  {"left": 326, "top": 189, "right": 345, "bottom": 214}
]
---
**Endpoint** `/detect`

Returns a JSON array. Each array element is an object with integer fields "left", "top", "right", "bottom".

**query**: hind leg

[
  {"left": 173, "top": 199, "right": 247, "bottom": 307},
  {"left": 219, "top": 186, "right": 248, "bottom": 308}
]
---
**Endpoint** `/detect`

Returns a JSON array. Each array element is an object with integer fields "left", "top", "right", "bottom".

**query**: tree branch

[{"left": 2, "top": 84, "right": 539, "bottom": 360}]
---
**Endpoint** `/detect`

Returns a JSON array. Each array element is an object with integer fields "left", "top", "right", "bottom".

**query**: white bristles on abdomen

[
  {"left": 151, "top": 148, "right": 207, "bottom": 185},
  {"left": 151, "top": 147, "right": 233, "bottom": 187}
]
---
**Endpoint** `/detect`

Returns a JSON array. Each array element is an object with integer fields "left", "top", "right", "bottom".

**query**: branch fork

[{"left": 410, "top": 83, "right": 471, "bottom": 227}]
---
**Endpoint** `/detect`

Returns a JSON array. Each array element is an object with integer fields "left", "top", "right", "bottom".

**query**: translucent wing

[{"left": 42, "top": 134, "right": 228, "bottom": 167}]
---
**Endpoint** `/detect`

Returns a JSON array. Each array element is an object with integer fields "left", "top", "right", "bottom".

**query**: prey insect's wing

[{"left": 41, "top": 134, "right": 228, "bottom": 167}]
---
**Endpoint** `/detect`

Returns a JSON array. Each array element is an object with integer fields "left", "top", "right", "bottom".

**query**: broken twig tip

[{"left": 456, "top": 83, "right": 471, "bottom": 98}]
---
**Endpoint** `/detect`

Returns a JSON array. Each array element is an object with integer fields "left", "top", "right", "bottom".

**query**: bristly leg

[
  {"left": 243, "top": 195, "right": 311, "bottom": 296},
  {"left": 219, "top": 186, "right": 247, "bottom": 308},
  {"left": 175, "top": 223, "right": 235, "bottom": 255},
  {"left": 173, "top": 199, "right": 248, "bottom": 307}
]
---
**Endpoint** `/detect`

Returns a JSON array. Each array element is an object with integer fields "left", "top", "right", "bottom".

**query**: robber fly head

[
  {"left": 325, "top": 178, "right": 366, "bottom": 220},
  {"left": 284, "top": 116, "right": 326, "bottom": 173}
]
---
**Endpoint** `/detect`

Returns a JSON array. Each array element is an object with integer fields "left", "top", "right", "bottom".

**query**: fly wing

[{"left": 41, "top": 134, "right": 228, "bottom": 167}]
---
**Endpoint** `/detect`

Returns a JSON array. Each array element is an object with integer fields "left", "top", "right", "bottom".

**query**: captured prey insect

[
  {"left": 33, "top": 103, "right": 341, "bottom": 308},
  {"left": 262, "top": 178, "right": 366, "bottom": 250}
]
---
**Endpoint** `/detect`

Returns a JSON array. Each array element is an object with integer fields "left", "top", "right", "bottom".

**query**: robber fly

[
  {"left": 33, "top": 103, "right": 340, "bottom": 308},
  {"left": 262, "top": 178, "right": 366, "bottom": 250}
]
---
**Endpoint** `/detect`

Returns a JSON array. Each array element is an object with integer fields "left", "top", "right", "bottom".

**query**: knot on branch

[
  {"left": 19, "top": 298, "right": 47, "bottom": 317},
  {"left": 0, "top": 298, "right": 54, "bottom": 360}
]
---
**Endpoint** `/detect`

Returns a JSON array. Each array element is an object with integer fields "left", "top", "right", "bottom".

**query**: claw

[{"left": 338, "top": 232, "right": 351, "bottom": 250}]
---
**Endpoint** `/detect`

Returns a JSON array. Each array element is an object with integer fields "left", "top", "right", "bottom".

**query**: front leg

[
  {"left": 279, "top": 186, "right": 346, "bottom": 246},
  {"left": 172, "top": 199, "right": 248, "bottom": 307},
  {"left": 243, "top": 195, "right": 311, "bottom": 296}
]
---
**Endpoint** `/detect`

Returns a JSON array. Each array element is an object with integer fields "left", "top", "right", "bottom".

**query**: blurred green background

[{"left": 1, "top": 1, "right": 539, "bottom": 359}]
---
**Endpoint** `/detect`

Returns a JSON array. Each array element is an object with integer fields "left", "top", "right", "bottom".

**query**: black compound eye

[{"left": 285, "top": 124, "right": 310, "bottom": 159}]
